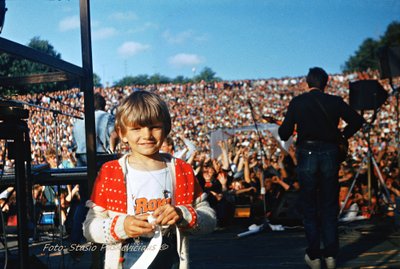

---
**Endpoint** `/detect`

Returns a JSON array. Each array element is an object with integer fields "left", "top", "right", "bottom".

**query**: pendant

[{"left": 163, "top": 189, "right": 170, "bottom": 199}]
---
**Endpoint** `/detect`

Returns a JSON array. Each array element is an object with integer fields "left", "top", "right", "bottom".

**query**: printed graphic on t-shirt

[
  {"left": 133, "top": 196, "right": 172, "bottom": 215},
  {"left": 126, "top": 165, "right": 173, "bottom": 216}
]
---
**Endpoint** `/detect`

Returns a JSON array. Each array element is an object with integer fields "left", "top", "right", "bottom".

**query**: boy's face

[{"left": 120, "top": 121, "right": 165, "bottom": 158}]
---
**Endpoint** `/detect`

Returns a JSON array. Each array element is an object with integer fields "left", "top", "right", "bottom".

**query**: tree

[
  {"left": 113, "top": 74, "right": 149, "bottom": 87},
  {"left": 0, "top": 36, "right": 76, "bottom": 94},
  {"left": 193, "top": 67, "right": 221, "bottom": 83},
  {"left": 113, "top": 68, "right": 222, "bottom": 87},
  {"left": 343, "top": 21, "right": 400, "bottom": 72},
  {"left": 93, "top": 73, "right": 103, "bottom": 88},
  {"left": 172, "top": 75, "right": 191, "bottom": 84},
  {"left": 380, "top": 21, "right": 400, "bottom": 47},
  {"left": 343, "top": 38, "right": 380, "bottom": 72},
  {"left": 148, "top": 73, "right": 171, "bottom": 85}
]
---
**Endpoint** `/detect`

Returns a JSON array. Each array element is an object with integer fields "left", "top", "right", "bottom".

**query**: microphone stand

[
  {"left": 240, "top": 100, "right": 269, "bottom": 236},
  {"left": 247, "top": 100, "right": 269, "bottom": 161}
]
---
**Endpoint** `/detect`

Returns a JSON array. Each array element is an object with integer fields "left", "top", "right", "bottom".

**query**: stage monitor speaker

[
  {"left": 349, "top": 80, "right": 388, "bottom": 111},
  {"left": 379, "top": 46, "right": 400, "bottom": 79},
  {"left": 270, "top": 191, "right": 302, "bottom": 226}
]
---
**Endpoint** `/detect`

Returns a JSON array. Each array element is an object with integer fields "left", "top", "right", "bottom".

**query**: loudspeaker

[
  {"left": 349, "top": 80, "right": 388, "bottom": 111},
  {"left": 270, "top": 191, "right": 302, "bottom": 226},
  {"left": 379, "top": 46, "right": 400, "bottom": 79}
]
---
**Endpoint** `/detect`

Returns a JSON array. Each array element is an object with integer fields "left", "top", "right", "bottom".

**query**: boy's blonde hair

[{"left": 115, "top": 90, "right": 171, "bottom": 136}]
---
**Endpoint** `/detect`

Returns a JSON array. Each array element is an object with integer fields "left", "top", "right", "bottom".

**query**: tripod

[{"left": 339, "top": 128, "right": 394, "bottom": 217}]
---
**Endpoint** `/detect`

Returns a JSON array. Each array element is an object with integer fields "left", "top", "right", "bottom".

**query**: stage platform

[{"left": 1, "top": 217, "right": 399, "bottom": 268}]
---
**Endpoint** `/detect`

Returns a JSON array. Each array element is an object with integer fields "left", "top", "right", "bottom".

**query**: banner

[{"left": 210, "top": 123, "right": 293, "bottom": 159}]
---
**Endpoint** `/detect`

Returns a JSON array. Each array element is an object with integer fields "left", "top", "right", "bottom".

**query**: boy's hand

[
  {"left": 124, "top": 214, "right": 155, "bottom": 238},
  {"left": 153, "top": 204, "right": 182, "bottom": 226}
]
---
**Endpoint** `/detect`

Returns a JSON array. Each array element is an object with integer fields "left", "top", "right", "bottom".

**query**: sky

[{"left": 1, "top": 0, "right": 400, "bottom": 86}]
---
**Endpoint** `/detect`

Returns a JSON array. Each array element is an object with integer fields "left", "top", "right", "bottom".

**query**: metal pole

[
  {"left": 14, "top": 121, "right": 30, "bottom": 269},
  {"left": 79, "top": 1, "right": 100, "bottom": 268},
  {"left": 80, "top": 0, "right": 96, "bottom": 191}
]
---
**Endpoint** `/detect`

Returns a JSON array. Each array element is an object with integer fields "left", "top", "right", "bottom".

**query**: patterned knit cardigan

[{"left": 83, "top": 153, "right": 216, "bottom": 269}]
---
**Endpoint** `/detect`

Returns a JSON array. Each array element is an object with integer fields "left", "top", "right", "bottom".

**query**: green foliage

[
  {"left": 113, "top": 67, "right": 220, "bottom": 87},
  {"left": 343, "top": 21, "right": 400, "bottom": 72},
  {"left": 343, "top": 38, "right": 380, "bottom": 72},
  {"left": 93, "top": 73, "right": 103, "bottom": 88},
  {"left": 114, "top": 74, "right": 149, "bottom": 87},
  {"left": 148, "top": 73, "right": 171, "bottom": 85},
  {"left": 380, "top": 21, "right": 400, "bottom": 46},
  {"left": 0, "top": 36, "right": 77, "bottom": 95},
  {"left": 0, "top": 35, "right": 223, "bottom": 93},
  {"left": 172, "top": 75, "right": 191, "bottom": 84},
  {"left": 193, "top": 67, "right": 221, "bottom": 83}
]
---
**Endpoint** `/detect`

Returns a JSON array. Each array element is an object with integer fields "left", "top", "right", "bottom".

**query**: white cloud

[
  {"left": 59, "top": 16, "right": 80, "bottom": 32},
  {"left": 128, "top": 22, "right": 159, "bottom": 34},
  {"left": 118, "top": 41, "right": 150, "bottom": 58},
  {"left": 109, "top": 11, "right": 138, "bottom": 21},
  {"left": 93, "top": 27, "right": 117, "bottom": 40},
  {"left": 163, "top": 30, "right": 193, "bottom": 44},
  {"left": 168, "top": 53, "right": 205, "bottom": 68}
]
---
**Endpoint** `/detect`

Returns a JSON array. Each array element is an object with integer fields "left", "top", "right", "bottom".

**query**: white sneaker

[
  {"left": 325, "top": 257, "right": 336, "bottom": 269},
  {"left": 305, "top": 254, "right": 321, "bottom": 269}
]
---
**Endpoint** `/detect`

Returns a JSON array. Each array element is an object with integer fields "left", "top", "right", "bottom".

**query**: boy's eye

[{"left": 129, "top": 127, "right": 141, "bottom": 131}]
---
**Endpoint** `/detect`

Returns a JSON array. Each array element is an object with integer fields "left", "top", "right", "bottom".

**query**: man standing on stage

[
  {"left": 278, "top": 67, "right": 364, "bottom": 269},
  {"left": 73, "top": 92, "right": 118, "bottom": 166}
]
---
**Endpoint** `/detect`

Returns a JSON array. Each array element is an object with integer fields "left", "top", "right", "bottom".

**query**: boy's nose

[{"left": 141, "top": 127, "right": 152, "bottom": 138}]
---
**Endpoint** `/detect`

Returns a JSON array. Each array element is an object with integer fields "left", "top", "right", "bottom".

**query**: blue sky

[{"left": 2, "top": 0, "right": 399, "bottom": 85}]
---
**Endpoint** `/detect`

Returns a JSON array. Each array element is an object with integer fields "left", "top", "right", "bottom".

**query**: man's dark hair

[
  {"left": 306, "top": 67, "right": 329, "bottom": 90},
  {"left": 94, "top": 93, "right": 106, "bottom": 110}
]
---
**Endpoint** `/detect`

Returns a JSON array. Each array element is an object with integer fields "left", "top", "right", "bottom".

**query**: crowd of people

[{"left": 0, "top": 69, "right": 399, "bottom": 233}]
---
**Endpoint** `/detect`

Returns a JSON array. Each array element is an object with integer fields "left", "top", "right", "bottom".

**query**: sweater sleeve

[
  {"left": 176, "top": 163, "right": 216, "bottom": 235},
  {"left": 83, "top": 202, "right": 129, "bottom": 244},
  {"left": 83, "top": 165, "right": 129, "bottom": 244}
]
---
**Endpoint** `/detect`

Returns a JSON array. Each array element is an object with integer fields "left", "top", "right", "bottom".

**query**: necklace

[{"left": 126, "top": 156, "right": 171, "bottom": 199}]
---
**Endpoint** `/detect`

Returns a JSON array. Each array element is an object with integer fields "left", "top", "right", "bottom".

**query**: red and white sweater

[{"left": 83, "top": 153, "right": 216, "bottom": 269}]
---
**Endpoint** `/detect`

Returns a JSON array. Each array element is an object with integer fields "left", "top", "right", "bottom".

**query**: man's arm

[
  {"left": 339, "top": 98, "right": 365, "bottom": 139},
  {"left": 109, "top": 131, "right": 119, "bottom": 153},
  {"left": 278, "top": 100, "right": 296, "bottom": 141}
]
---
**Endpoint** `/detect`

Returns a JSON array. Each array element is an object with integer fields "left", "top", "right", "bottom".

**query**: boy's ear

[{"left": 118, "top": 130, "right": 128, "bottom": 143}]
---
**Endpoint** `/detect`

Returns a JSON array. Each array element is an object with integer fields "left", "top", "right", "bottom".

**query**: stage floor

[{"left": 1, "top": 217, "right": 399, "bottom": 269}]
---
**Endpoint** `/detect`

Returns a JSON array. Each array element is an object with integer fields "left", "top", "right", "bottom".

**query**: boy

[{"left": 83, "top": 90, "right": 216, "bottom": 269}]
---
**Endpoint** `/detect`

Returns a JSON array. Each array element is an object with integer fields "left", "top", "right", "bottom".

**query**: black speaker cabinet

[{"left": 349, "top": 80, "right": 388, "bottom": 111}]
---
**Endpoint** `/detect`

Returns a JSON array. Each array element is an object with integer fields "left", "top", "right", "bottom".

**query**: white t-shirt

[{"left": 126, "top": 162, "right": 173, "bottom": 216}]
